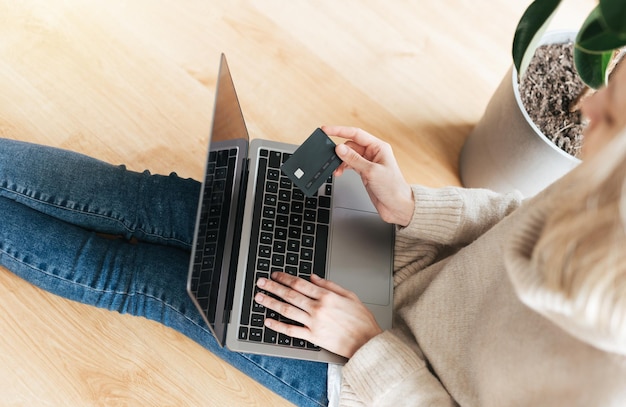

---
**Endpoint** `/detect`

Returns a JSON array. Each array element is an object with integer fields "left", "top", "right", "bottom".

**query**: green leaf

[
  {"left": 574, "top": 46, "right": 613, "bottom": 89},
  {"left": 577, "top": 6, "right": 626, "bottom": 52},
  {"left": 513, "top": 0, "right": 562, "bottom": 79},
  {"left": 600, "top": 0, "right": 626, "bottom": 34}
]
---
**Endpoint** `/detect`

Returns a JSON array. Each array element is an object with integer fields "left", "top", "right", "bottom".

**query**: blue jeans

[{"left": 0, "top": 138, "right": 328, "bottom": 407}]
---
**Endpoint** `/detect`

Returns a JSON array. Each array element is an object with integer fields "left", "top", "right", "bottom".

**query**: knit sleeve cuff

[
  {"left": 397, "top": 186, "right": 464, "bottom": 244},
  {"left": 340, "top": 330, "right": 425, "bottom": 403}
]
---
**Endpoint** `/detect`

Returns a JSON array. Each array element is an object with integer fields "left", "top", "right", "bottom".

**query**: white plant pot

[{"left": 459, "top": 30, "right": 581, "bottom": 197}]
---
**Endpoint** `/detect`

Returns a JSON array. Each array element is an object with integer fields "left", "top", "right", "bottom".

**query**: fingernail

[
  {"left": 257, "top": 278, "right": 266, "bottom": 287},
  {"left": 336, "top": 144, "right": 348, "bottom": 155},
  {"left": 255, "top": 292, "right": 264, "bottom": 302}
]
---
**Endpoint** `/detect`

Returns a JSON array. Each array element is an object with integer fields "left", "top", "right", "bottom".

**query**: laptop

[{"left": 187, "top": 54, "right": 394, "bottom": 364}]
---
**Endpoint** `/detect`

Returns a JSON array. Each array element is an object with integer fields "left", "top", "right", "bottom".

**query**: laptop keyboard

[
  {"left": 189, "top": 148, "right": 238, "bottom": 327},
  {"left": 238, "top": 148, "right": 332, "bottom": 350}
]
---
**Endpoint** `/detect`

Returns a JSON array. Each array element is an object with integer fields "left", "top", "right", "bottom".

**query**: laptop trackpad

[{"left": 328, "top": 208, "right": 393, "bottom": 305}]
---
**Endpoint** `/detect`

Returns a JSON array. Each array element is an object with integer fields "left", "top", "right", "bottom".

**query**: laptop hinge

[{"left": 223, "top": 157, "right": 250, "bottom": 323}]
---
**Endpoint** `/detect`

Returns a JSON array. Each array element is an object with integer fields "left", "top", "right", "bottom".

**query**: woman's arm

[{"left": 326, "top": 125, "right": 523, "bottom": 247}]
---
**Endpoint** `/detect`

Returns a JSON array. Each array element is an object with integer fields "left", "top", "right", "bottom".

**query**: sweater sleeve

[
  {"left": 401, "top": 185, "right": 523, "bottom": 246},
  {"left": 393, "top": 185, "right": 522, "bottom": 287},
  {"left": 338, "top": 330, "right": 457, "bottom": 407}
]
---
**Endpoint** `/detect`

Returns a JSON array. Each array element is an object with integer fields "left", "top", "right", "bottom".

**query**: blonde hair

[{"left": 531, "top": 127, "right": 626, "bottom": 346}]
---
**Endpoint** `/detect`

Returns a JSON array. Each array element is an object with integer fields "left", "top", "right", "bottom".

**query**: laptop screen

[
  {"left": 187, "top": 54, "right": 250, "bottom": 345},
  {"left": 211, "top": 54, "right": 250, "bottom": 145}
]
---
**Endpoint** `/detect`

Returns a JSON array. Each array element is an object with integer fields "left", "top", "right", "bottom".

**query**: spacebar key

[{"left": 313, "top": 224, "right": 328, "bottom": 279}]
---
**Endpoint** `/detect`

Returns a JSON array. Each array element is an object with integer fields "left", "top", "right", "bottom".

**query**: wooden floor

[{"left": 0, "top": 1, "right": 594, "bottom": 405}]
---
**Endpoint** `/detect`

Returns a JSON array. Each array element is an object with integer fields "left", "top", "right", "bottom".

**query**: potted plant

[{"left": 459, "top": 0, "right": 626, "bottom": 197}]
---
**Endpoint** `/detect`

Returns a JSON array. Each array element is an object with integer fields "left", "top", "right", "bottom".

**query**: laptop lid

[{"left": 187, "top": 54, "right": 249, "bottom": 346}]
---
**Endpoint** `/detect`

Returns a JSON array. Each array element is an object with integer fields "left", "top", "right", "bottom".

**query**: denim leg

[
  {"left": 0, "top": 138, "right": 200, "bottom": 250},
  {"left": 0, "top": 196, "right": 328, "bottom": 406}
]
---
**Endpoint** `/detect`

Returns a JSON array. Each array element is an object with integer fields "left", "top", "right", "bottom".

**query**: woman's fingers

[
  {"left": 309, "top": 273, "right": 358, "bottom": 299},
  {"left": 253, "top": 290, "right": 312, "bottom": 341},
  {"left": 255, "top": 273, "right": 321, "bottom": 326},
  {"left": 322, "top": 125, "right": 379, "bottom": 147},
  {"left": 264, "top": 271, "right": 323, "bottom": 300},
  {"left": 256, "top": 272, "right": 382, "bottom": 358}
]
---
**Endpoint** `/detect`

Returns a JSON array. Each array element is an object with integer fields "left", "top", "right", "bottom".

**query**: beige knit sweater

[{"left": 338, "top": 184, "right": 626, "bottom": 406}]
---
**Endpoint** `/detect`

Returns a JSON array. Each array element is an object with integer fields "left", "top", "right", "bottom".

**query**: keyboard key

[
  {"left": 264, "top": 194, "right": 277, "bottom": 206},
  {"left": 251, "top": 313, "right": 265, "bottom": 327},
  {"left": 300, "top": 261, "right": 312, "bottom": 275},
  {"left": 278, "top": 334, "right": 292, "bottom": 346},
  {"left": 269, "top": 151, "right": 282, "bottom": 168},
  {"left": 263, "top": 328, "right": 278, "bottom": 344},
  {"left": 203, "top": 243, "right": 216, "bottom": 256},
  {"left": 302, "top": 235, "right": 314, "bottom": 247},
  {"left": 318, "top": 208, "right": 330, "bottom": 224},
  {"left": 275, "top": 228, "right": 287, "bottom": 240},
  {"left": 280, "top": 177, "right": 292, "bottom": 189},
  {"left": 290, "top": 213, "right": 302, "bottom": 226},
  {"left": 290, "top": 201, "right": 304, "bottom": 213},
  {"left": 306, "top": 342, "right": 320, "bottom": 350},
  {"left": 266, "top": 309, "right": 279, "bottom": 320},
  {"left": 301, "top": 248, "right": 313, "bottom": 262},
  {"left": 215, "top": 167, "right": 227, "bottom": 179},
  {"left": 257, "top": 258, "right": 270, "bottom": 271},
  {"left": 305, "top": 197, "right": 317, "bottom": 208},
  {"left": 272, "top": 254, "right": 285, "bottom": 267},
  {"left": 217, "top": 150, "right": 229, "bottom": 167},
  {"left": 319, "top": 195, "right": 331, "bottom": 208},
  {"left": 266, "top": 181, "right": 278, "bottom": 194},
  {"left": 292, "top": 189, "right": 305, "bottom": 201},
  {"left": 260, "top": 232, "right": 273, "bottom": 245},
  {"left": 267, "top": 169, "right": 280, "bottom": 181},
  {"left": 263, "top": 206, "right": 276, "bottom": 218},
  {"left": 304, "top": 210, "right": 316, "bottom": 222},
  {"left": 276, "top": 215, "right": 289, "bottom": 228},
  {"left": 286, "top": 253, "right": 299, "bottom": 265},
  {"left": 287, "top": 239, "right": 300, "bottom": 252},
  {"left": 288, "top": 227, "right": 301, "bottom": 239},
  {"left": 213, "top": 180, "right": 226, "bottom": 193},
  {"left": 277, "top": 202, "right": 289, "bottom": 214},
  {"left": 278, "top": 189, "right": 291, "bottom": 201},
  {"left": 293, "top": 338, "right": 307, "bottom": 348},
  {"left": 249, "top": 328, "right": 263, "bottom": 342},
  {"left": 258, "top": 245, "right": 271, "bottom": 258},
  {"left": 255, "top": 271, "right": 269, "bottom": 283},
  {"left": 325, "top": 184, "right": 332, "bottom": 196},
  {"left": 252, "top": 301, "right": 265, "bottom": 313},
  {"left": 273, "top": 240, "right": 286, "bottom": 253}
]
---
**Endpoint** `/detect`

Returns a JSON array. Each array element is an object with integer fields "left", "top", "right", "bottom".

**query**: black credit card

[{"left": 281, "top": 128, "right": 342, "bottom": 197}]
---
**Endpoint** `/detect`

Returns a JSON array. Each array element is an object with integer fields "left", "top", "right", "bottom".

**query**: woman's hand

[
  {"left": 323, "top": 125, "right": 414, "bottom": 227},
  {"left": 255, "top": 272, "right": 382, "bottom": 359}
]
